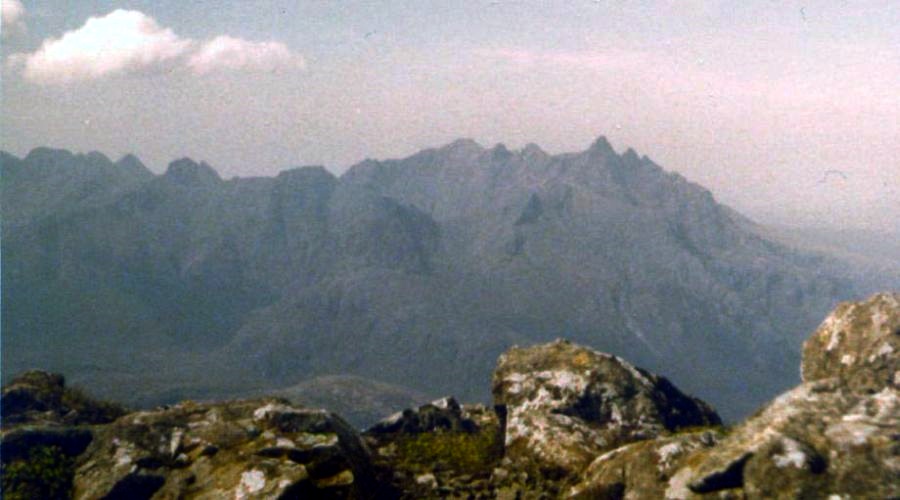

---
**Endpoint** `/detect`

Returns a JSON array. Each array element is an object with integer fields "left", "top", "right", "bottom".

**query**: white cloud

[
  {"left": 15, "top": 10, "right": 191, "bottom": 84},
  {"left": 2, "top": 0, "right": 26, "bottom": 38},
  {"left": 187, "top": 36, "right": 303, "bottom": 75},
  {"left": 9, "top": 9, "right": 303, "bottom": 85}
]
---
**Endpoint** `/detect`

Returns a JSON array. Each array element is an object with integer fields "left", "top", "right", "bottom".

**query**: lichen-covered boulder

[
  {"left": 567, "top": 430, "right": 722, "bottom": 499},
  {"left": 802, "top": 292, "right": 899, "bottom": 393},
  {"left": 72, "top": 398, "right": 386, "bottom": 499},
  {"left": 666, "top": 380, "right": 899, "bottom": 499},
  {"left": 492, "top": 339, "right": 721, "bottom": 478},
  {"left": 667, "top": 293, "right": 900, "bottom": 499}
]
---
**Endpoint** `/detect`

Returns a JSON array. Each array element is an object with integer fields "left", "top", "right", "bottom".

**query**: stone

[
  {"left": 667, "top": 293, "right": 900, "bottom": 499},
  {"left": 71, "top": 398, "right": 386, "bottom": 499},
  {"left": 492, "top": 339, "right": 721, "bottom": 477},
  {"left": 568, "top": 430, "right": 722, "bottom": 499},
  {"left": 802, "top": 292, "right": 900, "bottom": 393}
]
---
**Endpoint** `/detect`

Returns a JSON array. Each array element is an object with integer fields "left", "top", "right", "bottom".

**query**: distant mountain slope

[{"left": 1, "top": 137, "right": 890, "bottom": 420}]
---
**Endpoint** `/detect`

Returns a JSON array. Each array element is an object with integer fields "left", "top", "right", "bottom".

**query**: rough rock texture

[
  {"left": 568, "top": 430, "right": 723, "bottom": 499},
  {"left": 73, "top": 399, "right": 385, "bottom": 499},
  {"left": 802, "top": 292, "right": 900, "bottom": 392},
  {"left": 664, "top": 293, "right": 900, "bottom": 499},
  {"left": 492, "top": 339, "right": 721, "bottom": 478}
]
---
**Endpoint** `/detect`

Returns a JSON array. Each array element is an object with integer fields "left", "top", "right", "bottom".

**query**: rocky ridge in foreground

[{"left": 2, "top": 293, "right": 897, "bottom": 499}]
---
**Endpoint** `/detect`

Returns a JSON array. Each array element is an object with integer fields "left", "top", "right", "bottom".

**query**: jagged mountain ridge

[{"left": 0, "top": 136, "right": 876, "bottom": 421}]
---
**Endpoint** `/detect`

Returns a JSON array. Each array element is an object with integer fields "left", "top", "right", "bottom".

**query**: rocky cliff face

[{"left": 3, "top": 293, "right": 896, "bottom": 499}]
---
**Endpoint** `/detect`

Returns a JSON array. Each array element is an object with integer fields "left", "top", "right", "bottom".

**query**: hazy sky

[{"left": 2, "top": 1, "right": 898, "bottom": 231}]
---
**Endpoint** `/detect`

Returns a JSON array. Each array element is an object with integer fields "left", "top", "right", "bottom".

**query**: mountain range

[{"left": 2, "top": 136, "right": 894, "bottom": 423}]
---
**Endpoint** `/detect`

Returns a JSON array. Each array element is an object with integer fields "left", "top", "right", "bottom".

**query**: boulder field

[{"left": 2, "top": 292, "right": 897, "bottom": 499}]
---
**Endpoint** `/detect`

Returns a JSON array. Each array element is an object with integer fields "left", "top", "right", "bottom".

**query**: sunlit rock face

[
  {"left": 661, "top": 293, "right": 900, "bottom": 500},
  {"left": 492, "top": 339, "right": 721, "bottom": 478},
  {"left": 802, "top": 292, "right": 900, "bottom": 393}
]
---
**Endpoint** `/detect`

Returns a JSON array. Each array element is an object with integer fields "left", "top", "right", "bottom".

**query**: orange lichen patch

[{"left": 572, "top": 352, "right": 591, "bottom": 368}]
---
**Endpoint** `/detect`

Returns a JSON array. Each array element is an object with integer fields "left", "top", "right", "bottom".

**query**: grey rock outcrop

[
  {"left": 569, "top": 294, "right": 900, "bottom": 499},
  {"left": 492, "top": 340, "right": 721, "bottom": 478},
  {"left": 801, "top": 292, "right": 899, "bottom": 392},
  {"left": 566, "top": 293, "right": 900, "bottom": 499},
  {"left": 568, "top": 430, "right": 723, "bottom": 499},
  {"left": 71, "top": 399, "right": 385, "bottom": 499},
  {"left": 663, "top": 292, "right": 900, "bottom": 499}
]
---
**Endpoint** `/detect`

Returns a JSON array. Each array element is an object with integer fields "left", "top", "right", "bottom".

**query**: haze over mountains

[{"left": 2, "top": 137, "right": 895, "bottom": 423}]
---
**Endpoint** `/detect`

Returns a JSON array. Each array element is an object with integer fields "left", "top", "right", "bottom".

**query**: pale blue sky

[{"left": 2, "top": 1, "right": 898, "bottom": 231}]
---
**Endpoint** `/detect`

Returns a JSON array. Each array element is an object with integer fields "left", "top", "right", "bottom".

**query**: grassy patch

[
  {"left": 1, "top": 445, "right": 75, "bottom": 500},
  {"left": 394, "top": 430, "right": 503, "bottom": 475}
]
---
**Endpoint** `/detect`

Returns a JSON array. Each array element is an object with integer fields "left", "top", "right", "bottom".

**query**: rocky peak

[
  {"left": 621, "top": 147, "right": 640, "bottom": 165},
  {"left": 23, "top": 147, "right": 77, "bottom": 166},
  {"left": 489, "top": 143, "right": 512, "bottom": 162},
  {"left": 83, "top": 151, "right": 112, "bottom": 164},
  {"left": 586, "top": 135, "right": 616, "bottom": 158},
  {"left": 115, "top": 153, "right": 153, "bottom": 179},
  {"left": 444, "top": 138, "right": 483, "bottom": 152},
  {"left": 163, "top": 157, "right": 221, "bottom": 186},
  {"left": 520, "top": 142, "right": 546, "bottom": 158}
]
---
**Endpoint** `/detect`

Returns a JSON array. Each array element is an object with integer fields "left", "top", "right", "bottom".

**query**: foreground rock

[
  {"left": 2, "top": 391, "right": 388, "bottom": 499},
  {"left": 664, "top": 380, "right": 898, "bottom": 499},
  {"left": 802, "top": 292, "right": 899, "bottom": 392},
  {"left": 565, "top": 293, "right": 900, "bottom": 499},
  {"left": 493, "top": 339, "right": 721, "bottom": 479},
  {"left": 568, "top": 430, "right": 723, "bottom": 499},
  {"left": 659, "top": 292, "right": 900, "bottom": 499},
  {"left": 73, "top": 399, "right": 385, "bottom": 499},
  {"left": 3, "top": 293, "right": 897, "bottom": 499}
]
